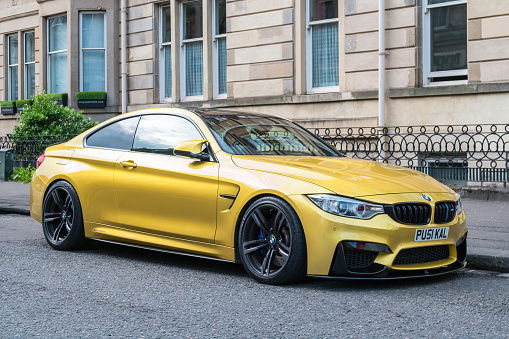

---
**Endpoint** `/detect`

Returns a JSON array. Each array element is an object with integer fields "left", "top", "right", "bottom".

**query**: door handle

[{"left": 120, "top": 160, "right": 137, "bottom": 169}]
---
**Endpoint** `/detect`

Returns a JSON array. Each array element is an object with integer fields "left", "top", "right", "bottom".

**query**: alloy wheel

[
  {"left": 43, "top": 187, "right": 75, "bottom": 245},
  {"left": 241, "top": 203, "right": 293, "bottom": 278}
]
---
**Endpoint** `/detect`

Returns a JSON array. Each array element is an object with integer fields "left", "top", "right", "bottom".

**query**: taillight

[{"left": 36, "top": 153, "right": 45, "bottom": 169}]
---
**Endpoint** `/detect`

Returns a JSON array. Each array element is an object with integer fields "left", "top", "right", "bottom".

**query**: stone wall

[
  {"left": 468, "top": 1, "right": 509, "bottom": 83},
  {"left": 226, "top": 0, "right": 294, "bottom": 98},
  {"left": 344, "top": 0, "right": 417, "bottom": 91},
  {"left": 126, "top": 0, "right": 155, "bottom": 109}
]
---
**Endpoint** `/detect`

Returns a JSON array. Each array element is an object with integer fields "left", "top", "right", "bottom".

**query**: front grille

[
  {"left": 344, "top": 248, "right": 378, "bottom": 270},
  {"left": 393, "top": 245, "right": 450, "bottom": 265},
  {"left": 434, "top": 201, "right": 456, "bottom": 224},
  {"left": 387, "top": 203, "right": 431, "bottom": 225}
]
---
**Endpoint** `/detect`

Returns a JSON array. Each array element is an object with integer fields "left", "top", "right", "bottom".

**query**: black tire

[
  {"left": 238, "top": 196, "right": 307, "bottom": 285},
  {"left": 42, "top": 181, "right": 89, "bottom": 250}
]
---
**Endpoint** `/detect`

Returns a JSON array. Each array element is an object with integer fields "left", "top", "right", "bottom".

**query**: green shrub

[
  {"left": 1, "top": 101, "right": 16, "bottom": 108},
  {"left": 15, "top": 99, "right": 33, "bottom": 108},
  {"left": 11, "top": 91, "right": 97, "bottom": 137},
  {"left": 76, "top": 92, "right": 107, "bottom": 100},
  {"left": 11, "top": 165, "right": 35, "bottom": 184},
  {"left": 47, "top": 92, "right": 68, "bottom": 101}
]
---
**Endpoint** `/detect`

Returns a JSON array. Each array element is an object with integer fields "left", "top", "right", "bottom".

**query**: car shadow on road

[
  {"left": 72, "top": 239, "right": 465, "bottom": 290},
  {"left": 82, "top": 239, "right": 248, "bottom": 278},
  {"left": 300, "top": 271, "right": 464, "bottom": 291}
]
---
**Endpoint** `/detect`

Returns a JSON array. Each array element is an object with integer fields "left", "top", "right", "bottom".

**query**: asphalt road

[{"left": 1, "top": 214, "right": 508, "bottom": 338}]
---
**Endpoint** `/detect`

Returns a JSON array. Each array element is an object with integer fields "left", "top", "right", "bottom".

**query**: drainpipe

[
  {"left": 121, "top": 0, "right": 127, "bottom": 114},
  {"left": 379, "top": 0, "right": 386, "bottom": 128},
  {"left": 378, "top": 0, "right": 387, "bottom": 162}
]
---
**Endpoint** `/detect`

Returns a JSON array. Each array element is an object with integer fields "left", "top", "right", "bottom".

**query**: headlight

[
  {"left": 455, "top": 194, "right": 463, "bottom": 215},
  {"left": 307, "top": 194, "right": 384, "bottom": 219}
]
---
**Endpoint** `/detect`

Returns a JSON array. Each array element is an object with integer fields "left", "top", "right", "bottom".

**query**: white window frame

[
  {"left": 305, "top": 0, "right": 339, "bottom": 94},
  {"left": 159, "top": 5, "right": 172, "bottom": 102},
  {"left": 422, "top": 0, "right": 468, "bottom": 86},
  {"left": 79, "top": 11, "right": 107, "bottom": 92},
  {"left": 7, "top": 34, "right": 18, "bottom": 101},
  {"left": 47, "top": 15, "right": 68, "bottom": 94},
  {"left": 24, "top": 31, "right": 36, "bottom": 99},
  {"left": 180, "top": 0, "right": 204, "bottom": 101},
  {"left": 212, "top": 0, "right": 226, "bottom": 99}
]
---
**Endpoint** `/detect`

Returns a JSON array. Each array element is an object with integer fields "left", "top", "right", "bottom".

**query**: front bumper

[
  {"left": 310, "top": 261, "right": 467, "bottom": 280},
  {"left": 288, "top": 193, "right": 468, "bottom": 278}
]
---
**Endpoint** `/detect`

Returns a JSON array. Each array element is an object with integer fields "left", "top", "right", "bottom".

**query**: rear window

[{"left": 86, "top": 116, "right": 140, "bottom": 150}]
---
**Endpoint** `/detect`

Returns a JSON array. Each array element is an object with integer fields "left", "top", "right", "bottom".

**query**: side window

[
  {"left": 423, "top": 0, "right": 467, "bottom": 85},
  {"left": 306, "top": 0, "right": 339, "bottom": 92},
  {"left": 86, "top": 116, "right": 140, "bottom": 150},
  {"left": 132, "top": 115, "right": 203, "bottom": 155}
]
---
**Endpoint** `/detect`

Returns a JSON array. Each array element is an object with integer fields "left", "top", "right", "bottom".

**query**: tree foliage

[{"left": 11, "top": 91, "right": 97, "bottom": 137}]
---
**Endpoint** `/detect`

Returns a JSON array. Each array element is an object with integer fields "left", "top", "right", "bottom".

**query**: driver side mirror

[{"left": 174, "top": 140, "right": 211, "bottom": 161}]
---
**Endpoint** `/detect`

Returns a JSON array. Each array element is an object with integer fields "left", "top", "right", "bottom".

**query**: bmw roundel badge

[{"left": 422, "top": 194, "right": 432, "bottom": 201}]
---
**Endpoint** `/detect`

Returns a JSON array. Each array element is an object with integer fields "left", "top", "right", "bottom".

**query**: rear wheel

[
  {"left": 238, "top": 196, "right": 307, "bottom": 284},
  {"left": 42, "top": 181, "right": 88, "bottom": 250}
]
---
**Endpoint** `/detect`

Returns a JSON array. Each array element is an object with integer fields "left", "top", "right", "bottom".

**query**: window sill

[
  {"left": 144, "top": 82, "right": 509, "bottom": 109},
  {"left": 424, "top": 80, "right": 468, "bottom": 87},
  {"left": 307, "top": 86, "right": 340, "bottom": 95},
  {"left": 182, "top": 95, "right": 204, "bottom": 102},
  {"left": 389, "top": 82, "right": 509, "bottom": 99},
  {"left": 77, "top": 105, "right": 120, "bottom": 113}
]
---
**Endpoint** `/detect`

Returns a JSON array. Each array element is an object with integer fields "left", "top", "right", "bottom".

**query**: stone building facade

[{"left": 1, "top": 0, "right": 509, "bottom": 137}]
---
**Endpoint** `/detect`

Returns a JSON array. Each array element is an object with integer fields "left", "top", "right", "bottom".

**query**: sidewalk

[
  {"left": 0, "top": 182, "right": 31, "bottom": 216},
  {"left": 1, "top": 181, "right": 508, "bottom": 273}
]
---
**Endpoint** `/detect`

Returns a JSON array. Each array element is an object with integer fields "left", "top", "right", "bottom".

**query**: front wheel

[
  {"left": 238, "top": 196, "right": 307, "bottom": 284},
  {"left": 42, "top": 181, "right": 88, "bottom": 250}
]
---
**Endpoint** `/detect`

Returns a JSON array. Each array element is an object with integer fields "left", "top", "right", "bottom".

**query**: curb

[
  {"left": 0, "top": 205, "right": 31, "bottom": 216},
  {"left": 467, "top": 255, "right": 509, "bottom": 273},
  {"left": 466, "top": 249, "right": 509, "bottom": 273},
  {"left": 451, "top": 186, "right": 509, "bottom": 202}
]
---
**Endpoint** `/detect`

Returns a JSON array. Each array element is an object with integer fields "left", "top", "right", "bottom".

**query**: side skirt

[
  {"left": 92, "top": 238, "right": 236, "bottom": 264},
  {"left": 85, "top": 221, "right": 236, "bottom": 262}
]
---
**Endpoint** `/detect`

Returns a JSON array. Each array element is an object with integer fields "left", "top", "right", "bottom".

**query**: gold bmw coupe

[{"left": 30, "top": 108, "right": 467, "bottom": 284}]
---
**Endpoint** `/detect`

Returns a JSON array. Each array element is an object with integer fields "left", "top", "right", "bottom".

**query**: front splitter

[{"left": 309, "top": 261, "right": 467, "bottom": 280}]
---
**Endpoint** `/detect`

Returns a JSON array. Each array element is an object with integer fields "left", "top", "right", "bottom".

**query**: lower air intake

[
  {"left": 344, "top": 248, "right": 378, "bottom": 272},
  {"left": 393, "top": 245, "right": 450, "bottom": 265}
]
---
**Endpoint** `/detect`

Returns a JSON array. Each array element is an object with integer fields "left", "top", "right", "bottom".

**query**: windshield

[{"left": 202, "top": 114, "right": 341, "bottom": 157}]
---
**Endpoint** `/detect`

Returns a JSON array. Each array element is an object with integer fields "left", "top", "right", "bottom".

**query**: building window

[
  {"left": 80, "top": 12, "right": 106, "bottom": 92},
  {"left": 7, "top": 34, "right": 18, "bottom": 101},
  {"left": 213, "top": 0, "right": 226, "bottom": 98},
  {"left": 160, "top": 5, "right": 172, "bottom": 100},
  {"left": 47, "top": 15, "right": 68, "bottom": 94},
  {"left": 423, "top": 0, "right": 467, "bottom": 85},
  {"left": 181, "top": 1, "right": 203, "bottom": 99},
  {"left": 24, "top": 31, "right": 36, "bottom": 99},
  {"left": 306, "top": 0, "right": 339, "bottom": 93}
]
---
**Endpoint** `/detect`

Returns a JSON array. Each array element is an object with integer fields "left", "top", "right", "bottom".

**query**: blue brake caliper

[{"left": 258, "top": 230, "right": 267, "bottom": 256}]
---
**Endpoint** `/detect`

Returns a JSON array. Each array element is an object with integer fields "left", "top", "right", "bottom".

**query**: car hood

[{"left": 231, "top": 155, "right": 453, "bottom": 198}]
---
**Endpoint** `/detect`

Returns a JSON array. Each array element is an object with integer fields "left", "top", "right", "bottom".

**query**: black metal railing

[
  {"left": 314, "top": 124, "right": 509, "bottom": 184},
  {"left": 0, "top": 135, "right": 77, "bottom": 168},
  {"left": 1, "top": 124, "right": 508, "bottom": 184}
]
